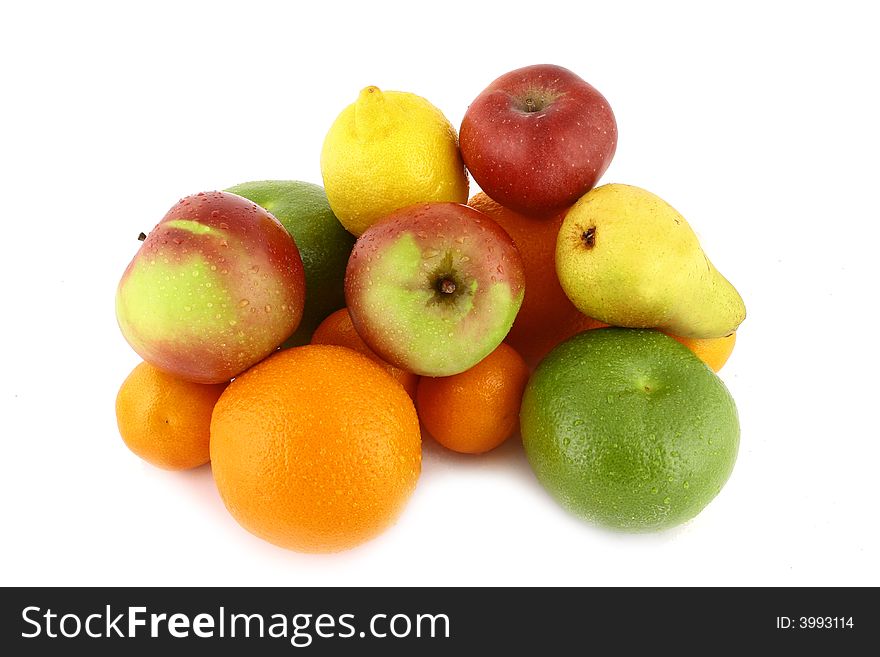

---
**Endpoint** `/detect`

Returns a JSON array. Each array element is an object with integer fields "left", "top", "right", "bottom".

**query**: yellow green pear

[{"left": 555, "top": 184, "right": 745, "bottom": 338}]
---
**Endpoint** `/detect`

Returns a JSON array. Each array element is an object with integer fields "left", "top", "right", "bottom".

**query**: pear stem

[{"left": 581, "top": 227, "right": 596, "bottom": 248}]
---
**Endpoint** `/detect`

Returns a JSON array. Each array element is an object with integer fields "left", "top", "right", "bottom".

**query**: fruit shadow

[
  {"left": 162, "top": 462, "right": 227, "bottom": 517},
  {"left": 419, "top": 427, "right": 696, "bottom": 544},
  {"left": 168, "top": 436, "right": 693, "bottom": 560},
  {"left": 419, "top": 425, "right": 536, "bottom": 482}
]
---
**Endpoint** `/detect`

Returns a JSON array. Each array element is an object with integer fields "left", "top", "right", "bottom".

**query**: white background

[{"left": 2, "top": 0, "right": 878, "bottom": 587}]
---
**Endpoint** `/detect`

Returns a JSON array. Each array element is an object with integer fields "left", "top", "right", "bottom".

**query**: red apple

[
  {"left": 345, "top": 203, "right": 525, "bottom": 377},
  {"left": 460, "top": 64, "right": 617, "bottom": 217},
  {"left": 116, "top": 191, "right": 306, "bottom": 383}
]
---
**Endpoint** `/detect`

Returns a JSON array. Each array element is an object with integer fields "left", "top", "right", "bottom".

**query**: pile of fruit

[{"left": 115, "top": 64, "right": 745, "bottom": 552}]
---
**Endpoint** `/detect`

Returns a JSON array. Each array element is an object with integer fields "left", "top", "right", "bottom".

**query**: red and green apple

[
  {"left": 115, "top": 191, "right": 306, "bottom": 384},
  {"left": 345, "top": 202, "right": 525, "bottom": 377}
]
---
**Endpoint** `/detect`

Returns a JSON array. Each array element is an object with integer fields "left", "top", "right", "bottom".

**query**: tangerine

[{"left": 115, "top": 362, "right": 226, "bottom": 470}]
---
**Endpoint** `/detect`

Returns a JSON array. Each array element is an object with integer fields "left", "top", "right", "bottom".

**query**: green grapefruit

[{"left": 520, "top": 328, "right": 739, "bottom": 531}]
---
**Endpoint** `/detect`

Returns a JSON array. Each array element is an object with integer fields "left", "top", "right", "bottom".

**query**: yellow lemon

[{"left": 320, "top": 86, "right": 469, "bottom": 236}]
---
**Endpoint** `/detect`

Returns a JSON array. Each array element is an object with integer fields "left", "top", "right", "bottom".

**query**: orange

[
  {"left": 115, "top": 361, "right": 226, "bottom": 470},
  {"left": 311, "top": 308, "right": 419, "bottom": 398},
  {"left": 468, "top": 193, "right": 606, "bottom": 367},
  {"left": 209, "top": 345, "right": 421, "bottom": 553},
  {"left": 416, "top": 343, "right": 530, "bottom": 454},
  {"left": 669, "top": 332, "right": 737, "bottom": 372}
]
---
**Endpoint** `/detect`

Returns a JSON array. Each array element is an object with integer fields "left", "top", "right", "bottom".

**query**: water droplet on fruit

[
  {"left": 229, "top": 319, "right": 237, "bottom": 327},
  {"left": 663, "top": 497, "right": 671, "bottom": 505},
  {"left": 210, "top": 265, "right": 217, "bottom": 271},
  {"left": 264, "top": 304, "right": 272, "bottom": 313},
  {"left": 191, "top": 270, "right": 199, "bottom": 277},
  {"left": 183, "top": 305, "right": 192, "bottom": 312},
  {"left": 683, "top": 481, "right": 690, "bottom": 489},
  {"left": 251, "top": 265, "right": 259, "bottom": 273},
  {"left": 207, "top": 302, "right": 213, "bottom": 308},
  {"left": 219, "top": 222, "right": 229, "bottom": 230},
  {"left": 606, "top": 394, "right": 614, "bottom": 403},
  {"left": 648, "top": 433, "right": 656, "bottom": 441},
  {"left": 211, "top": 210, "right": 220, "bottom": 218},
  {"left": 215, "top": 313, "right": 222, "bottom": 319},
  {"left": 239, "top": 299, "right": 249, "bottom": 308},
  {"left": 650, "top": 487, "right": 658, "bottom": 494},
  {"left": 197, "top": 191, "right": 205, "bottom": 196}
]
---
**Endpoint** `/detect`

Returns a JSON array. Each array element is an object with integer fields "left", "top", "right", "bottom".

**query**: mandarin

[
  {"left": 417, "top": 343, "right": 529, "bottom": 454},
  {"left": 115, "top": 362, "right": 226, "bottom": 470}
]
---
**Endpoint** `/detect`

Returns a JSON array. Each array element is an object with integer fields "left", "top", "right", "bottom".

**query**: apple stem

[
  {"left": 438, "top": 278, "right": 457, "bottom": 295},
  {"left": 516, "top": 90, "right": 559, "bottom": 113}
]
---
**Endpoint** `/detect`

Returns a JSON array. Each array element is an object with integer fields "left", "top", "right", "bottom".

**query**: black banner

[{"left": 0, "top": 587, "right": 873, "bottom": 653}]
